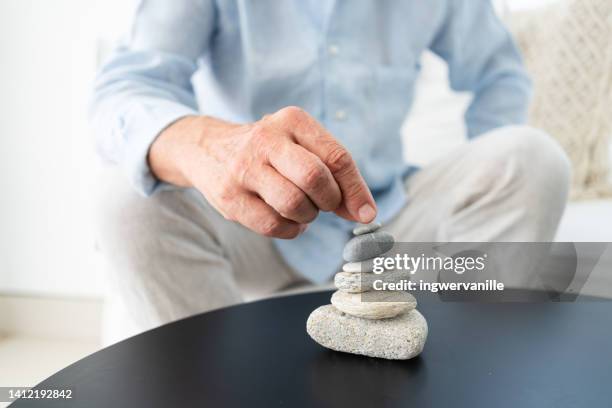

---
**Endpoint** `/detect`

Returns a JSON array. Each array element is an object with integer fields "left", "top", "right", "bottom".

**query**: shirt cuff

[{"left": 121, "top": 100, "right": 198, "bottom": 196}]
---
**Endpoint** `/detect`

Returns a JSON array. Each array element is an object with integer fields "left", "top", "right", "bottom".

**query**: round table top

[{"left": 11, "top": 290, "right": 612, "bottom": 408}]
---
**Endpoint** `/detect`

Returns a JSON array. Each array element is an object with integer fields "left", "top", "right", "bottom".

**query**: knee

[
  {"left": 485, "top": 126, "right": 571, "bottom": 199},
  {"left": 95, "top": 176, "right": 172, "bottom": 257},
  {"left": 513, "top": 126, "right": 571, "bottom": 197}
]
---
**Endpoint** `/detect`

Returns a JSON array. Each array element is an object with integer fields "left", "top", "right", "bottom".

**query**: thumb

[{"left": 333, "top": 172, "right": 377, "bottom": 223}]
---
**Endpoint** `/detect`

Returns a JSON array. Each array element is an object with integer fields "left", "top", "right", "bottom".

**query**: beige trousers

[{"left": 97, "top": 126, "right": 570, "bottom": 343}]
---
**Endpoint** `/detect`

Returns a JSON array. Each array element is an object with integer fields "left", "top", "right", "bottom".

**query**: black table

[{"left": 11, "top": 291, "right": 612, "bottom": 408}]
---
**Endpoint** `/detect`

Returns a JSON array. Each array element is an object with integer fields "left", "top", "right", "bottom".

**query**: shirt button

[
  {"left": 328, "top": 44, "right": 340, "bottom": 56},
  {"left": 334, "top": 109, "right": 347, "bottom": 120}
]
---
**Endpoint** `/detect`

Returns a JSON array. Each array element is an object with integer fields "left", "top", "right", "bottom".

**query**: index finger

[{"left": 271, "top": 107, "right": 377, "bottom": 223}]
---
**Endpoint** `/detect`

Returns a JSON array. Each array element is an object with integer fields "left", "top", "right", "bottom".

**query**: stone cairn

[{"left": 306, "top": 222, "right": 428, "bottom": 360}]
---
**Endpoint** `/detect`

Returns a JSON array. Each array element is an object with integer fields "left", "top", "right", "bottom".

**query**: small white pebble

[{"left": 353, "top": 222, "right": 382, "bottom": 235}]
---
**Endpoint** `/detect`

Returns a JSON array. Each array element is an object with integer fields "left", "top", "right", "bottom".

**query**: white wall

[{"left": 0, "top": 0, "right": 131, "bottom": 297}]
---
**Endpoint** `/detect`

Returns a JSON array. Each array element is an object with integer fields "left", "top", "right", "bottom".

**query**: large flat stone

[
  {"left": 331, "top": 290, "right": 416, "bottom": 319},
  {"left": 343, "top": 231, "right": 394, "bottom": 262},
  {"left": 307, "top": 305, "right": 428, "bottom": 360},
  {"left": 334, "top": 270, "right": 411, "bottom": 293}
]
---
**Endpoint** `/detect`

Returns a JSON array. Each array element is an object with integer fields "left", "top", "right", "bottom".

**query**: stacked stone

[{"left": 307, "top": 222, "right": 428, "bottom": 360}]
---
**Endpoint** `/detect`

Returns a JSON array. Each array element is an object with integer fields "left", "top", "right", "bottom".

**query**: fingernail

[
  {"left": 299, "top": 224, "right": 309, "bottom": 233},
  {"left": 358, "top": 204, "right": 376, "bottom": 223}
]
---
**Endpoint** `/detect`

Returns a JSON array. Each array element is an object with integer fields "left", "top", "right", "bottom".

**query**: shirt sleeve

[
  {"left": 429, "top": 0, "right": 532, "bottom": 138},
  {"left": 90, "top": 0, "right": 215, "bottom": 195}
]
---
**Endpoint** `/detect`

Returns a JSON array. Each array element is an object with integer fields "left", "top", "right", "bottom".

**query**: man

[{"left": 91, "top": 0, "right": 570, "bottom": 336}]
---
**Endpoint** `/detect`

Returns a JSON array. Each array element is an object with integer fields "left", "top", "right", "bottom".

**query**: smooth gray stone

[
  {"left": 331, "top": 290, "right": 416, "bottom": 319},
  {"left": 352, "top": 222, "right": 382, "bottom": 235},
  {"left": 334, "top": 270, "right": 411, "bottom": 293},
  {"left": 343, "top": 231, "right": 394, "bottom": 262},
  {"left": 307, "top": 305, "right": 428, "bottom": 360}
]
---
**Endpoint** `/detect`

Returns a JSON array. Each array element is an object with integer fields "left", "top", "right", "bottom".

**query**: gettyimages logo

[
  {"left": 372, "top": 252, "right": 487, "bottom": 275},
  {"left": 369, "top": 249, "right": 504, "bottom": 293}
]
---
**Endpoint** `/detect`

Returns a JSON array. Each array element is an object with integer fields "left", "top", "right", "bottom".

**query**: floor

[
  {"left": 0, "top": 334, "right": 99, "bottom": 408},
  {"left": 0, "top": 293, "right": 102, "bottom": 408}
]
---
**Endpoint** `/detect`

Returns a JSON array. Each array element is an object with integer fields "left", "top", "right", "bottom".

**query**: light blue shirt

[{"left": 91, "top": 0, "right": 531, "bottom": 283}]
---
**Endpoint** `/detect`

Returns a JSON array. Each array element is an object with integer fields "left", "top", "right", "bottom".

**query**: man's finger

[
  {"left": 235, "top": 192, "right": 306, "bottom": 239},
  {"left": 268, "top": 141, "right": 341, "bottom": 212},
  {"left": 244, "top": 164, "right": 319, "bottom": 224},
  {"left": 272, "top": 107, "right": 377, "bottom": 223}
]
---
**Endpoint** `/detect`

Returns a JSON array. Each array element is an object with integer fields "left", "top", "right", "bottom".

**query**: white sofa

[{"left": 402, "top": 52, "right": 612, "bottom": 243}]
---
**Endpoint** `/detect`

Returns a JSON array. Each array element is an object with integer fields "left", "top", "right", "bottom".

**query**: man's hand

[{"left": 149, "top": 106, "right": 377, "bottom": 239}]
